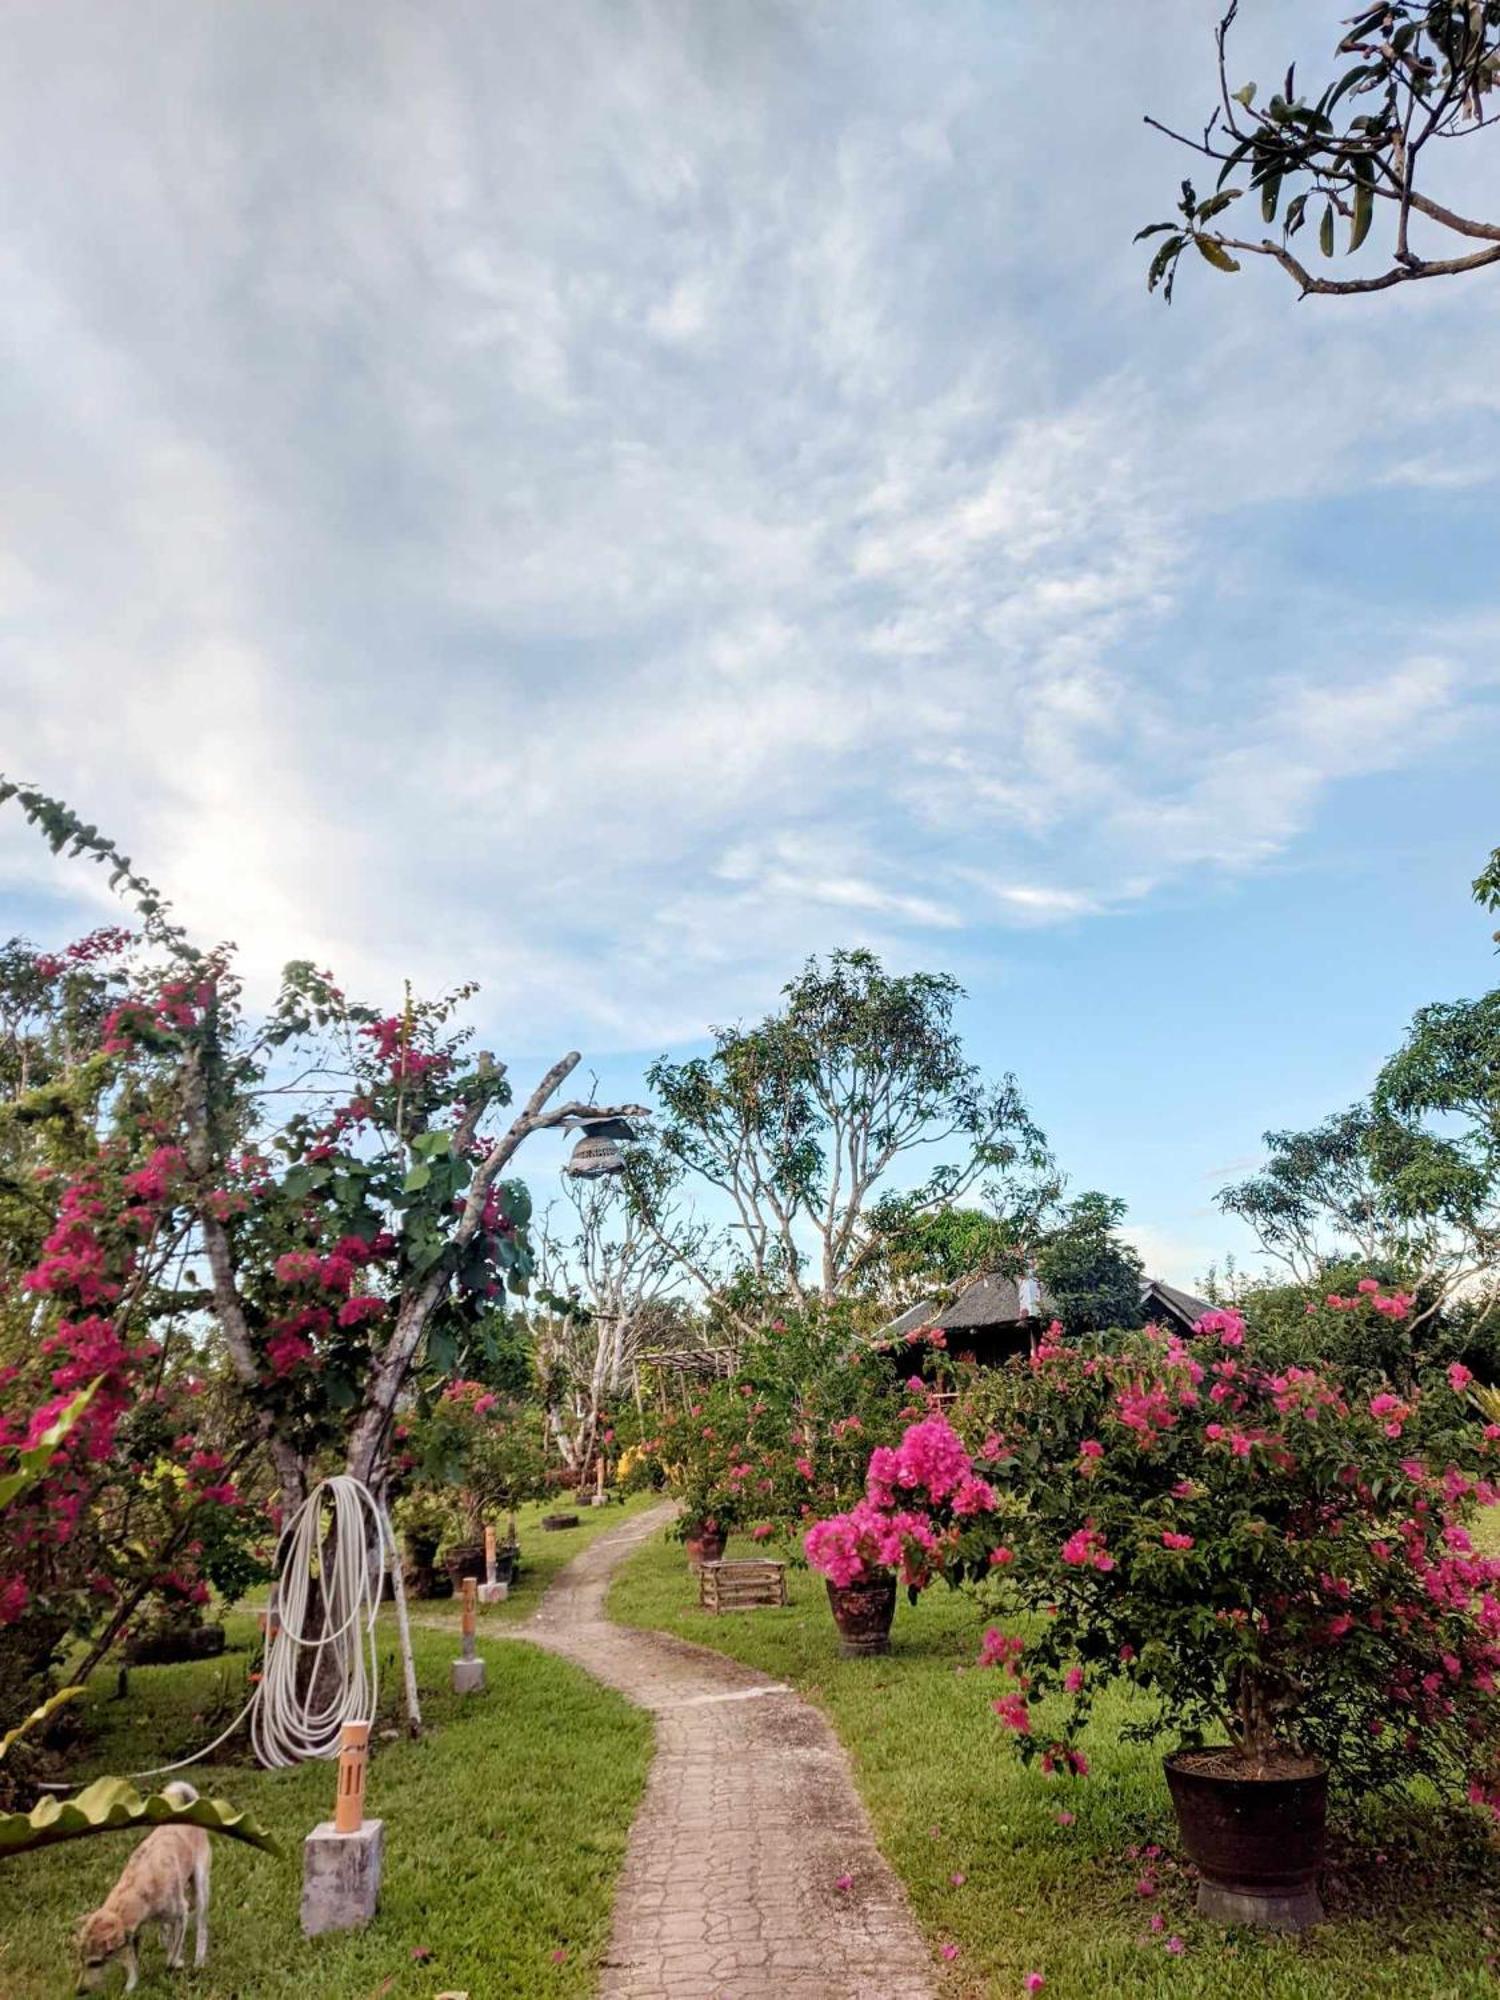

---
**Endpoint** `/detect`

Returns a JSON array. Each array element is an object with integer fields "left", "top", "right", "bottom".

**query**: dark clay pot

[
  {"left": 825, "top": 1573, "right": 897, "bottom": 1658},
  {"left": 444, "top": 1541, "right": 487, "bottom": 1586},
  {"left": 1164, "top": 1750, "right": 1328, "bottom": 1930},
  {"left": 684, "top": 1525, "right": 727, "bottom": 1570}
]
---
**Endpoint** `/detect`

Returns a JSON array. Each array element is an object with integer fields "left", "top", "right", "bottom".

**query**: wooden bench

[{"left": 698, "top": 1558, "right": 788, "bottom": 1614}]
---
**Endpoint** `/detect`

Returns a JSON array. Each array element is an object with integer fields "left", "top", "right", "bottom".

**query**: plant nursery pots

[
  {"left": 684, "top": 1525, "right": 727, "bottom": 1570},
  {"left": 1164, "top": 1748, "right": 1328, "bottom": 1930},
  {"left": 825, "top": 1572, "right": 897, "bottom": 1658},
  {"left": 541, "top": 1512, "right": 580, "bottom": 1531}
]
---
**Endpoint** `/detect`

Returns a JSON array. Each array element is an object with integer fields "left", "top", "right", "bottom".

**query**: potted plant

[
  {"left": 947, "top": 1301, "right": 1500, "bottom": 1930},
  {"left": 408, "top": 1382, "right": 548, "bottom": 1587},
  {"left": 805, "top": 1408, "right": 999, "bottom": 1656},
  {"left": 642, "top": 1387, "right": 759, "bottom": 1571}
]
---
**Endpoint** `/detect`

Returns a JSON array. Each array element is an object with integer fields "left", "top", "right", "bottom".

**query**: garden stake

[
  {"left": 452, "top": 1577, "right": 486, "bottom": 1692},
  {"left": 478, "top": 1523, "right": 507, "bottom": 1604}
]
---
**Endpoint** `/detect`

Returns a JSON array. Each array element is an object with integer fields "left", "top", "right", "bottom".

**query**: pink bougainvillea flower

[
  {"left": 1450, "top": 1362, "right": 1475, "bottom": 1393},
  {"left": 1136, "top": 1876, "right": 1158, "bottom": 1898},
  {"left": 835, "top": 1872, "right": 854, "bottom": 1893},
  {"left": 1024, "top": 1975, "right": 1046, "bottom": 1993},
  {"left": 1055, "top": 1809, "right": 1075, "bottom": 1826},
  {"left": 941, "top": 1942, "right": 961, "bottom": 1961},
  {"left": 950, "top": 1870, "right": 966, "bottom": 1886},
  {"left": 1165, "top": 1936, "right": 1185, "bottom": 1955}
]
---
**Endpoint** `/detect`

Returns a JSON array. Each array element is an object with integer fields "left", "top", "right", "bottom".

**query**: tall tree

[
  {"left": 1140, "top": 2, "right": 1500, "bottom": 301},
  {"left": 640, "top": 950, "right": 1049, "bottom": 1313},
  {"left": 532, "top": 1170, "right": 679, "bottom": 1478},
  {"left": 1218, "top": 1103, "right": 1447, "bottom": 1281}
]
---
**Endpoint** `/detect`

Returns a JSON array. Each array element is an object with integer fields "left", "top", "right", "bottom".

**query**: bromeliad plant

[{"left": 951, "top": 1302, "right": 1500, "bottom": 1806}]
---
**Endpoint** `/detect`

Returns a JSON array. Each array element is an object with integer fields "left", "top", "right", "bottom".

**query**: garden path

[{"left": 522, "top": 1501, "right": 936, "bottom": 2000}]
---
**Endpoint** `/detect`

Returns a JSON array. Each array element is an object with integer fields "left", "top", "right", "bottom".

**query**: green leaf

[
  {"left": 1261, "top": 171, "right": 1282, "bottom": 224},
  {"left": 403, "top": 1164, "right": 431, "bottom": 1193},
  {"left": 1350, "top": 179, "right": 1374, "bottom": 253},
  {"left": 0, "top": 1777, "right": 279, "bottom": 1858},
  {"left": 1320, "top": 203, "right": 1335, "bottom": 257},
  {"left": 1194, "top": 235, "right": 1241, "bottom": 273},
  {"left": 0, "top": 1686, "right": 85, "bottom": 1764}
]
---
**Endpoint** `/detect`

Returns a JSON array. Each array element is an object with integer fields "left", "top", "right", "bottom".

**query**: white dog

[{"left": 76, "top": 1780, "right": 211, "bottom": 1991}]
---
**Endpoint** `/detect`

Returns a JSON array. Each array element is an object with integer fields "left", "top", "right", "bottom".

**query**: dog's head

[{"left": 75, "top": 1908, "right": 129, "bottom": 1991}]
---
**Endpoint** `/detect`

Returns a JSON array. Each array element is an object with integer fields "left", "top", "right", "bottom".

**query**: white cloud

[{"left": 0, "top": 0, "right": 1496, "bottom": 1053}]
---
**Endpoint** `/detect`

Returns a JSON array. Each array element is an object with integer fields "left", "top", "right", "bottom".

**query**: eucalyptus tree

[
  {"left": 1140, "top": 2, "right": 1500, "bottom": 300},
  {"left": 640, "top": 949, "right": 1050, "bottom": 1312}
]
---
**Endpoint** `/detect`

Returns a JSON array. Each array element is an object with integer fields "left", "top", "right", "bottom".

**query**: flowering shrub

[
  {"left": 403, "top": 1381, "right": 548, "bottom": 1543},
  {"left": 804, "top": 1410, "right": 998, "bottom": 1592},
  {"left": 948, "top": 1299, "right": 1500, "bottom": 1807}
]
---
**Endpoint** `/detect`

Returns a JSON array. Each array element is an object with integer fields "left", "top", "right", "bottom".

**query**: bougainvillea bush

[
  {"left": 943, "top": 1299, "right": 1500, "bottom": 1805},
  {"left": 803, "top": 1404, "right": 1002, "bottom": 1592},
  {"left": 0, "top": 933, "right": 264, "bottom": 1715}
]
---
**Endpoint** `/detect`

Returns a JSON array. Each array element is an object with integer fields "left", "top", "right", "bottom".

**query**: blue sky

[{"left": 2, "top": 1, "right": 1497, "bottom": 1287}]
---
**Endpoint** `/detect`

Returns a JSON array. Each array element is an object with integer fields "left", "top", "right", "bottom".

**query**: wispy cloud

[{"left": 1, "top": 0, "right": 1497, "bottom": 1055}]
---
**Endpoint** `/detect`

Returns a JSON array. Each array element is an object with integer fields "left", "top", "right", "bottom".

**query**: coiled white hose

[
  {"left": 114, "top": 1474, "right": 397, "bottom": 1782},
  {"left": 251, "top": 1475, "right": 393, "bottom": 1768}
]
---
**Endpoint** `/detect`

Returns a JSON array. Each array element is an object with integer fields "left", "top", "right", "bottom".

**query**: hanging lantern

[
  {"left": 563, "top": 1115, "right": 639, "bottom": 1180},
  {"left": 566, "top": 1131, "right": 626, "bottom": 1178}
]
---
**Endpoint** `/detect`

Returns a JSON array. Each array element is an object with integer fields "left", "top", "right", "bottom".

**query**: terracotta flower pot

[
  {"left": 825, "top": 1572, "right": 896, "bottom": 1657},
  {"left": 1164, "top": 1749, "right": 1328, "bottom": 1930},
  {"left": 684, "top": 1524, "right": 727, "bottom": 1570}
]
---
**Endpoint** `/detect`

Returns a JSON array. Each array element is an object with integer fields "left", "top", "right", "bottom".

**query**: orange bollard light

[
  {"left": 484, "top": 1524, "right": 496, "bottom": 1583},
  {"left": 334, "top": 1721, "right": 371, "bottom": 1835}
]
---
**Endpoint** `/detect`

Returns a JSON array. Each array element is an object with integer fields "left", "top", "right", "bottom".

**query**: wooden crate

[{"left": 698, "top": 1558, "right": 788, "bottom": 1614}]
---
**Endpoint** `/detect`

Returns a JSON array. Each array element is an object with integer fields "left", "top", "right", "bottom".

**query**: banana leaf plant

[{"left": 0, "top": 1383, "right": 278, "bottom": 1860}]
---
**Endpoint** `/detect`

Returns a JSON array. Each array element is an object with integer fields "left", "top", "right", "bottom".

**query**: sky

[{"left": 2, "top": 0, "right": 1498, "bottom": 1289}]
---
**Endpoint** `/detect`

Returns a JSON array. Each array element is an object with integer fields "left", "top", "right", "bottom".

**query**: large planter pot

[
  {"left": 684, "top": 1525, "right": 727, "bottom": 1571},
  {"left": 1164, "top": 1749, "right": 1328, "bottom": 1931},
  {"left": 444, "top": 1541, "right": 488, "bottom": 1588},
  {"left": 825, "top": 1572, "right": 896, "bottom": 1658}
]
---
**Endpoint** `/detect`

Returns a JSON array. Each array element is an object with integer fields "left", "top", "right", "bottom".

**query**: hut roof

[{"left": 1139, "top": 1277, "right": 1212, "bottom": 1331}]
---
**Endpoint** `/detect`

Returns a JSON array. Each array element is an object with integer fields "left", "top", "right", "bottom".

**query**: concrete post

[
  {"left": 301, "top": 1722, "right": 383, "bottom": 1936},
  {"left": 452, "top": 1576, "right": 486, "bottom": 1692}
]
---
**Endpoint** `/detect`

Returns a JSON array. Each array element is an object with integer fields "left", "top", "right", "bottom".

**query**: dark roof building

[{"left": 879, "top": 1273, "right": 1212, "bottom": 1364}]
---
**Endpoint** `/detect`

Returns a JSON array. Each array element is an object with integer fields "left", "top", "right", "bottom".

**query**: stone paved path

[{"left": 521, "top": 1502, "right": 936, "bottom": 2000}]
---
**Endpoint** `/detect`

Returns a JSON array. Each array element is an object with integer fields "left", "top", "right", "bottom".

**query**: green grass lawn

[
  {"left": 0, "top": 1497, "right": 654, "bottom": 1999},
  {"left": 608, "top": 1524, "right": 1500, "bottom": 2000}
]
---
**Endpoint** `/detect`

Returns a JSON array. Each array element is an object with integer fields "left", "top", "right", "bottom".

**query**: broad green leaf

[
  {"left": 0, "top": 1777, "right": 279, "bottom": 1858},
  {"left": 1261, "top": 171, "right": 1282, "bottom": 223},
  {"left": 403, "top": 1163, "right": 431, "bottom": 1193}
]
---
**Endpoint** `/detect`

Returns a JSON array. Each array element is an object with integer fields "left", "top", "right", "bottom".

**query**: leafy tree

[
  {"left": 1374, "top": 988, "right": 1500, "bottom": 1293},
  {"left": 1140, "top": 3, "right": 1500, "bottom": 301},
  {"left": 1036, "top": 1191, "right": 1146, "bottom": 1338},
  {"left": 639, "top": 949, "right": 1049, "bottom": 1315},
  {"left": 1218, "top": 1102, "right": 1452, "bottom": 1281},
  {"left": 532, "top": 1168, "right": 680, "bottom": 1479},
  {"left": 857, "top": 1203, "right": 1022, "bottom": 1298}
]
